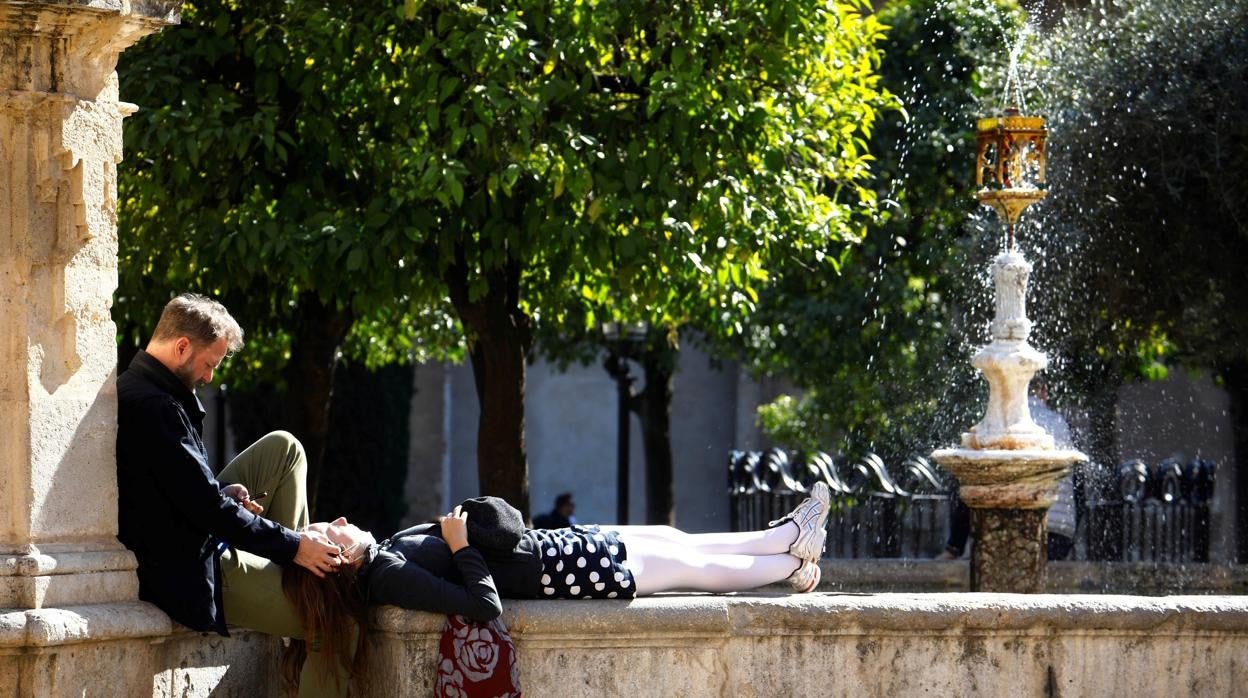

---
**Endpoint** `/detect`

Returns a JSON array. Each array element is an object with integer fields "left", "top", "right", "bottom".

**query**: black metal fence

[
  {"left": 727, "top": 449, "right": 953, "bottom": 559},
  {"left": 1081, "top": 457, "right": 1217, "bottom": 563},
  {"left": 728, "top": 449, "right": 1218, "bottom": 562}
]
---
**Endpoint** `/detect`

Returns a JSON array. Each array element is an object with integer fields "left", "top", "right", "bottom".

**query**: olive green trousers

[{"left": 218, "top": 430, "right": 351, "bottom": 698}]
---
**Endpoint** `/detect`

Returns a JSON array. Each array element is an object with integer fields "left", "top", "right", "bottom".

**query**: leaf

[
  {"left": 347, "top": 248, "right": 364, "bottom": 271},
  {"left": 446, "top": 176, "right": 464, "bottom": 207}
]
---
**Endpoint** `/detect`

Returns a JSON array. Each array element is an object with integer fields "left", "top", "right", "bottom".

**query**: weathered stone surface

[
  {"left": 360, "top": 594, "right": 1248, "bottom": 697},
  {"left": 819, "top": 558, "right": 971, "bottom": 592},
  {"left": 816, "top": 558, "right": 1248, "bottom": 595},
  {"left": 0, "top": 0, "right": 175, "bottom": 609},
  {"left": 0, "top": 601, "right": 167, "bottom": 647},
  {"left": 2, "top": 591, "right": 1242, "bottom": 696},
  {"left": 154, "top": 627, "right": 284, "bottom": 698},
  {"left": 971, "top": 508, "right": 1046, "bottom": 592},
  {"left": 1048, "top": 560, "right": 1248, "bottom": 595},
  {"left": 0, "top": 612, "right": 281, "bottom": 698}
]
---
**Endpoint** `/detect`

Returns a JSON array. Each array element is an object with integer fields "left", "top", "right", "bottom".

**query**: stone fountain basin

[{"left": 931, "top": 447, "right": 1088, "bottom": 509}]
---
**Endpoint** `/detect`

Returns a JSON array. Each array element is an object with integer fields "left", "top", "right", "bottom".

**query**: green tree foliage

[
  {"left": 118, "top": 0, "right": 892, "bottom": 513},
  {"left": 748, "top": 0, "right": 1023, "bottom": 458},
  {"left": 1028, "top": 0, "right": 1248, "bottom": 375},
  {"left": 405, "top": 0, "right": 892, "bottom": 513},
  {"left": 1025, "top": 0, "right": 1248, "bottom": 557},
  {"left": 117, "top": 1, "right": 463, "bottom": 510}
]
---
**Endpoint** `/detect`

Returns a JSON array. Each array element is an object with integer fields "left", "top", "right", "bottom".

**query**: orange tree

[
  {"left": 118, "top": 0, "right": 891, "bottom": 514},
  {"left": 741, "top": 0, "right": 1021, "bottom": 460}
]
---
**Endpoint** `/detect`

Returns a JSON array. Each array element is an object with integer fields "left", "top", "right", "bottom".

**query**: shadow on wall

[{"left": 152, "top": 629, "right": 283, "bottom": 696}]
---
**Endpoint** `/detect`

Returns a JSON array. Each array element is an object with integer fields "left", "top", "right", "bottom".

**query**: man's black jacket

[{"left": 116, "top": 350, "right": 300, "bottom": 635}]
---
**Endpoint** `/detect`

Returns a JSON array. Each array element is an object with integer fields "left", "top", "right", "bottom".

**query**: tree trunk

[
  {"left": 447, "top": 253, "right": 532, "bottom": 517},
  {"left": 635, "top": 341, "right": 675, "bottom": 525},
  {"left": 282, "top": 292, "right": 352, "bottom": 517},
  {"left": 1225, "top": 361, "right": 1248, "bottom": 563}
]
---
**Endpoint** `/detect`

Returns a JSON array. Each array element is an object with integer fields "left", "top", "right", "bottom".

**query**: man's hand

[
  {"left": 439, "top": 505, "right": 470, "bottom": 553},
  {"left": 221, "top": 483, "right": 264, "bottom": 515},
  {"left": 294, "top": 531, "right": 342, "bottom": 578}
]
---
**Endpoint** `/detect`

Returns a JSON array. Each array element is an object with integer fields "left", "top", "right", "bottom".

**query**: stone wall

[
  {"left": 358, "top": 593, "right": 1248, "bottom": 697},
  {"left": 0, "top": 603, "right": 282, "bottom": 698},
  {"left": 0, "top": 5, "right": 291, "bottom": 696}
]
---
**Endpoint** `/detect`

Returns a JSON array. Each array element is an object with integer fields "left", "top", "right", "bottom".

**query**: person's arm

[
  {"left": 144, "top": 399, "right": 300, "bottom": 564},
  {"left": 364, "top": 547, "right": 503, "bottom": 621}
]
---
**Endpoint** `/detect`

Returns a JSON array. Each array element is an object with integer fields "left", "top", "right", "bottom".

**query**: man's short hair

[
  {"left": 555, "top": 492, "right": 573, "bottom": 508},
  {"left": 151, "top": 293, "right": 244, "bottom": 354}
]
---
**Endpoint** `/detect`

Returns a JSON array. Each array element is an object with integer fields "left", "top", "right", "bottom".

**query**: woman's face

[{"left": 307, "top": 517, "right": 376, "bottom": 554}]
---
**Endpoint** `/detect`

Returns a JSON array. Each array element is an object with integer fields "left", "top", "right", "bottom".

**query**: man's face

[{"left": 173, "top": 337, "right": 229, "bottom": 390}]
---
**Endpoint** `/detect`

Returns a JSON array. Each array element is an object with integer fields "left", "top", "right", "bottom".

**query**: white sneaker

[
  {"left": 769, "top": 482, "right": 832, "bottom": 562},
  {"left": 787, "top": 558, "right": 821, "bottom": 593}
]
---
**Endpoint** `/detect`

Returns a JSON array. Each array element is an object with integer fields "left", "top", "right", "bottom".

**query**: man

[
  {"left": 116, "top": 293, "right": 345, "bottom": 695},
  {"left": 532, "top": 492, "right": 576, "bottom": 529}
]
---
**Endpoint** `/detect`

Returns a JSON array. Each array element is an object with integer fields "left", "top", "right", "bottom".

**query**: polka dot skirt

[{"left": 527, "top": 525, "right": 636, "bottom": 600}]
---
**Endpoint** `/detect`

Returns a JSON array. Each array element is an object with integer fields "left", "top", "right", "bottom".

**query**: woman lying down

[{"left": 283, "top": 483, "right": 831, "bottom": 691}]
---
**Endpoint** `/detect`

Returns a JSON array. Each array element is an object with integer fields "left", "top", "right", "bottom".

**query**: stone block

[{"left": 155, "top": 628, "right": 284, "bottom": 698}]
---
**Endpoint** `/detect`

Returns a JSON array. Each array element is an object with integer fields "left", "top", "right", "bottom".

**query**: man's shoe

[
  {"left": 787, "top": 558, "right": 821, "bottom": 593},
  {"left": 769, "top": 481, "right": 832, "bottom": 562}
]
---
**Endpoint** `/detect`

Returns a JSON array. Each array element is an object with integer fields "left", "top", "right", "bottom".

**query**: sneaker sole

[{"left": 789, "top": 561, "right": 821, "bottom": 593}]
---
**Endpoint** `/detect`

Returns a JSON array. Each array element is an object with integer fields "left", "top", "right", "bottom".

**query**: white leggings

[{"left": 606, "top": 524, "right": 803, "bottom": 595}]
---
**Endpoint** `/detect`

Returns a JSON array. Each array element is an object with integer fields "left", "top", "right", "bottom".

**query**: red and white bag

[{"left": 434, "top": 614, "right": 521, "bottom": 698}]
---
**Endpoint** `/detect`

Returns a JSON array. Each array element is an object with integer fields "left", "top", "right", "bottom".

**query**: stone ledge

[
  {"left": 0, "top": 0, "right": 180, "bottom": 25},
  {"left": 373, "top": 592, "right": 1248, "bottom": 638},
  {"left": 0, "top": 603, "right": 283, "bottom": 697},
  {"left": 361, "top": 593, "right": 1248, "bottom": 697},
  {"left": 819, "top": 558, "right": 1248, "bottom": 595},
  {"left": 0, "top": 548, "right": 137, "bottom": 576},
  {"left": 0, "top": 601, "right": 170, "bottom": 648}
]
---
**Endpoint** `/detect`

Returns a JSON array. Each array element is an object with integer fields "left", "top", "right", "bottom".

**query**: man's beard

[{"left": 173, "top": 359, "right": 199, "bottom": 391}]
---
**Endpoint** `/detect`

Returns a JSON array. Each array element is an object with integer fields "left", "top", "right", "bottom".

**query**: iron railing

[
  {"left": 728, "top": 449, "right": 1217, "bottom": 562},
  {"left": 727, "top": 449, "right": 953, "bottom": 559},
  {"left": 1080, "top": 457, "right": 1217, "bottom": 563}
]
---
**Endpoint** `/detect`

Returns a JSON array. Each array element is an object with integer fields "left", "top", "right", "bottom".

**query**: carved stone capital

[{"left": 0, "top": 2, "right": 179, "bottom": 100}]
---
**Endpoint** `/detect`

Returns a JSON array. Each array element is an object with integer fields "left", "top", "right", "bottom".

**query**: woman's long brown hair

[{"left": 280, "top": 562, "right": 370, "bottom": 694}]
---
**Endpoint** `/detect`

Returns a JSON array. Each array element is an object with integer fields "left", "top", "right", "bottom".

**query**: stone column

[
  {"left": 0, "top": 0, "right": 178, "bottom": 610},
  {"left": 970, "top": 508, "right": 1046, "bottom": 593},
  {"left": 0, "top": 7, "right": 292, "bottom": 694}
]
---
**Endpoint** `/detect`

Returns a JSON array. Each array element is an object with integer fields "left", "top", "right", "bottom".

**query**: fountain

[{"left": 931, "top": 106, "right": 1088, "bottom": 593}]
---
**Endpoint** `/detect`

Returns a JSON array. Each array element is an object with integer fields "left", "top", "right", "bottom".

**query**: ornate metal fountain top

[{"left": 975, "top": 107, "right": 1048, "bottom": 248}]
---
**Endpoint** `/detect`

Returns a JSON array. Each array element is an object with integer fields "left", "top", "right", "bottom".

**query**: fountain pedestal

[
  {"left": 932, "top": 251, "right": 1087, "bottom": 593},
  {"left": 972, "top": 508, "right": 1046, "bottom": 592}
]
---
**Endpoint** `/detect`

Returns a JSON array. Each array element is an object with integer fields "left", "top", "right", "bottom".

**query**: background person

[{"left": 532, "top": 492, "right": 576, "bottom": 529}]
